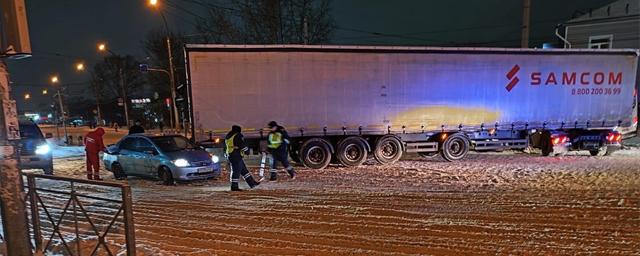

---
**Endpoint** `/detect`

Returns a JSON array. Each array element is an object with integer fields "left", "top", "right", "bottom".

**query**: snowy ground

[{"left": 2, "top": 142, "right": 640, "bottom": 255}]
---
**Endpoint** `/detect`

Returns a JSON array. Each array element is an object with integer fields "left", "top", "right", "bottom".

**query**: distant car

[
  {"left": 18, "top": 121, "right": 53, "bottom": 174},
  {"left": 103, "top": 134, "right": 221, "bottom": 184}
]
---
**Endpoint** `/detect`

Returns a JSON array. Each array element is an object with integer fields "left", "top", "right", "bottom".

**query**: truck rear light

[
  {"left": 606, "top": 132, "right": 621, "bottom": 143},
  {"left": 552, "top": 135, "right": 568, "bottom": 145}
]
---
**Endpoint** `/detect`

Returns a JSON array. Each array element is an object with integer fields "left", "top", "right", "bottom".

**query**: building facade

[{"left": 563, "top": 0, "right": 639, "bottom": 49}]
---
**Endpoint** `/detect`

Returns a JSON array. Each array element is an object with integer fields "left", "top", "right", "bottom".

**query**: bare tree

[
  {"left": 91, "top": 55, "right": 146, "bottom": 123},
  {"left": 194, "top": 0, "right": 334, "bottom": 44}
]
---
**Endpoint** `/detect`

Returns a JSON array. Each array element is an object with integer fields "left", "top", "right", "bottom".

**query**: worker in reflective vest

[
  {"left": 267, "top": 121, "right": 296, "bottom": 181},
  {"left": 225, "top": 125, "right": 259, "bottom": 191}
]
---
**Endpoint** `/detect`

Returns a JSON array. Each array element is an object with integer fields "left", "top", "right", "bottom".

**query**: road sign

[{"left": 139, "top": 64, "right": 148, "bottom": 72}]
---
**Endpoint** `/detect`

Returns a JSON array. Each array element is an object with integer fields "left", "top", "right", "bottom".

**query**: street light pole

[
  {"left": 56, "top": 89, "right": 68, "bottom": 142},
  {"left": 51, "top": 76, "right": 68, "bottom": 144},
  {"left": 148, "top": 1, "right": 180, "bottom": 131},
  {"left": 119, "top": 64, "right": 130, "bottom": 127},
  {"left": 160, "top": 12, "right": 180, "bottom": 132}
]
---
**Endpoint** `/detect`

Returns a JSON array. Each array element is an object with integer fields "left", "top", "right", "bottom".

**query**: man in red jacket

[{"left": 84, "top": 128, "right": 106, "bottom": 180}]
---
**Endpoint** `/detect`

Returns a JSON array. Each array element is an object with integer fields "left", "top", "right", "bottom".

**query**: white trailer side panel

[{"left": 187, "top": 46, "right": 638, "bottom": 137}]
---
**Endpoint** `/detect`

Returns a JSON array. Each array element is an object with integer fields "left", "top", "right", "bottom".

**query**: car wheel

[
  {"left": 112, "top": 163, "right": 126, "bottom": 180},
  {"left": 43, "top": 167, "right": 53, "bottom": 175},
  {"left": 159, "top": 166, "right": 175, "bottom": 185}
]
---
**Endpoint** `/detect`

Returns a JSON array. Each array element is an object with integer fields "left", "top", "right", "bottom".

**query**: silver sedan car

[{"left": 103, "top": 134, "right": 221, "bottom": 184}]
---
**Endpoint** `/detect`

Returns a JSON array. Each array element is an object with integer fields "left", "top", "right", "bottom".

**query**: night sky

[{"left": 9, "top": 0, "right": 616, "bottom": 114}]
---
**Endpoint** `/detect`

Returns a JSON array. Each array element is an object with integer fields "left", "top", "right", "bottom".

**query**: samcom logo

[
  {"left": 505, "top": 64, "right": 623, "bottom": 92},
  {"left": 505, "top": 64, "right": 520, "bottom": 92}
]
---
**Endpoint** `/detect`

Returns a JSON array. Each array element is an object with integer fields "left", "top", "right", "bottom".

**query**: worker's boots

[
  {"left": 231, "top": 182, "right": 242, "bottom": 191},
  {"left": 244, "top": 175, "right": 260, "bottom": 188},
  {"left": 269, "top": 170, "right": 278, "bottom": 181},
  {"left": 87, "top": 174, "right": 93, "bottom": 180},
  {"left": 287, "top": 167, "right": 297, "bottom": 180}
]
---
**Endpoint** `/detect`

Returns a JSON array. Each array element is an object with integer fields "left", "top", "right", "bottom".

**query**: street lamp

[
  {"left": 24, "top": 93, "right": 30, "bottom": 100},
  {"left": 76, "top": 62, "right": 84, "bottom": 71},
  {"left": 42, "top": 89, "right": 47, "bottom": 95},
  {"left": 51, "top": 75, "right": 68, "bottom": 144},
  {"left": 97, "top": 42, "right": 130, "bottom": 127},
  {"left": 148, "top": 0, "right": 180, "bottom": 132}
]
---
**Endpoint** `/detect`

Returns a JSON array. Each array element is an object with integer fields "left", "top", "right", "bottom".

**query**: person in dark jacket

[
  {"left": 129, "top": 120, "right": 145, "bottom": 134},
  {"left": 225, "top": 125, "right": 260, "bottom": 191},
  {"left": 267, "top": 121, "right": 296, "bottom": 181},
  {"left": 84, "top": 128, "right": 106, "bottom": 180}
]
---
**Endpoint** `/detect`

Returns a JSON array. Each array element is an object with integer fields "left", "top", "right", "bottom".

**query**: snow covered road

[{"left": 3, "top": 148, "right": 639, "bottom": 255}]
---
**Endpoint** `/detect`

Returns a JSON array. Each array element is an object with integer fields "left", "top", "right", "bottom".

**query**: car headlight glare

[
  {"left": 211, "top": 155, "right": 220, "bottom": 163},
  {"left": 173, "top": 158, "right": 190, "bottom": 167},
  {"left": 35, "top": 144, "right": 51, "bottom": 155}
]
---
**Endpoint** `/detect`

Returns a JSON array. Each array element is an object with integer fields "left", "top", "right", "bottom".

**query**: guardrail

[{"left": 24, "top": 173, "right": 136, "bottom": 256}]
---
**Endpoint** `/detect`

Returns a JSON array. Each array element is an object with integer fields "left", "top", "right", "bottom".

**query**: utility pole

[
  {"left": 0, "top": 0, "right": 33, "bottom": 252},
  {"left": 50, "top": 76, "right": 67, "bottom": 143},
  {"left": 165, "top": 36, "right": 180, "bottom": 131},
  {"left": 55, "top": 89, "right": 68, "bottom": 143},
  {"left": 93, "top": 83, "right": 103, "bottom": 126},
  {"left": 0, "top": 61, "right": 32, "bottom": 256},
  {"left": 521, "top": 0, "right": 531, "bottom": 48},
  {"left": 119, "top": 64, "right": 130, "bottom": 127}
]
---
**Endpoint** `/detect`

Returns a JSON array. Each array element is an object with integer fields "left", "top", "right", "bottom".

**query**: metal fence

[{"left": 20, "top": 173, "right": 136, "bottom": 256}]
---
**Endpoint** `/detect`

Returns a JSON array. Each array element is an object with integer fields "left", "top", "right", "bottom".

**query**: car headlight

[
  {"left": 211, "top": 155, "right": 219, "bottom": 163},
  {"left": 35, "top": 144, "right": 51, "bottom": 155},
  {"left": 173, "top": 158, "right": 190, "bottom": 167}
]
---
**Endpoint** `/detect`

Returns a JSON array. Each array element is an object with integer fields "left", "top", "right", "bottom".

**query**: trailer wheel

[
  {"left": 374, "top": 136, "right": 403, "bottom": 164},
  {"left": 300, "top": 138, "right": 332, "bottom": 169},
  {"left": 440, "top": 133, "right": 469, "bottom": 161},
  {"left": 336, "top": 137, "right": 368, "bottom": 167}
]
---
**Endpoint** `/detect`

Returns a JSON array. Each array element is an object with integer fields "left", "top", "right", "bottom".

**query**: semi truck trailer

[{"left": 185, "top": 45, "right": 639, "bottom": 169}]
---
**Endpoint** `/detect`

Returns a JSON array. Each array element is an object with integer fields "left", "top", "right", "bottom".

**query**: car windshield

[
  {"left": 151, "top": 136, "right": 196, "bottom": 152},
  {"left": 19, "top": 124, "right": 43, "bottom": 139}
]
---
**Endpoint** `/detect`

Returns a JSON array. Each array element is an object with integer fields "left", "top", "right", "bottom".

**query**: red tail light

[
  {"left": 551, "top": 135, "right": 569, "bottom": 145},
  {"left": 606, "top": 132, "right": 622, "bottom": 143}
]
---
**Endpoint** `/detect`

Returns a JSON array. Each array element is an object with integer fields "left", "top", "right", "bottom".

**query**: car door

[
  {"left": 117, "top": 138, "right": 138, "bottom": 174},
  {"left": 136, "top": 138, "right": 158, "bottom": 176}
]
